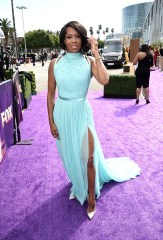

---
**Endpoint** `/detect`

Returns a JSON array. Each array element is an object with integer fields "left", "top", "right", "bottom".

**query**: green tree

[
  {"left": 55, "top": 30, "right": 60, "bottom": 36},
  {"left": 98, "top": 24, "right": 102, "bottom": 31},
  {"left": 97, "top": 39, "right": 104, "bottom": 48},
  {"left": 103, "top": 30, "right": 105, "bottom": 39},
  {"left": 105, "top": 27, "right": 109, "bottom": 34},
  {"left": 97, "top": 30, "right": 100, "bottom": 40},
  {"left": 22, "top": 29, "right": 59, "bottom": 50},
  {"left": 152, "top": 40, "right": 163, "bottom": 48},
  {"left": 98, "top": 24, "right": 102, "bottom": 40},
  {"left": 0, "top": 18, "right": 12, "bottom": 47},
  {"left": 53, "top": 34, "right": 59, "bottom": 48}
]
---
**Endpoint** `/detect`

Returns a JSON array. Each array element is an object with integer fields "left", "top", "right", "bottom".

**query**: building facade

[
  {"left": 122, "top": 2, "right": 153, "bottom": 39},
  {"left": 142, "top": 0, "right": 163, "bottom": 45}
]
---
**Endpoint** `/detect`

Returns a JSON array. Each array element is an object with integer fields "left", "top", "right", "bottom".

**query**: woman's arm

[
  {"left": 87, "top": 37, "right": 109, "bottom": 86},
  {"left": 47, "top": 59, "right": 59, "bottom": 139}
]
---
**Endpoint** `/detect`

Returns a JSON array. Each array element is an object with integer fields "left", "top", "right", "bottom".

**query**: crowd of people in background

[
  {"left": 148, "top": 45, "right": 163, "bottom": 70},
  {"left": 123, "top": 45, "right": 163, "bottom": 69},
  {"left": 18, "top": 50, "right": 59, "bottom": 66},
  {"left": 1, "top": 43, "right": 163, "bottom": 83},
  {"left": 26, "top": 50, "right": 59, "bottom": 66},
  {"left": 0, "top": 48, "right": 61, "bottom": 82}
]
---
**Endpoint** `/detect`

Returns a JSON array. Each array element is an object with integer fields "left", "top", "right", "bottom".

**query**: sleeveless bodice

[
  {"left": 138, "top": 54, "right": 152, "bottom": 69},
  {"left": 54, "top": 52, "right": 92, "bottom": 99}
]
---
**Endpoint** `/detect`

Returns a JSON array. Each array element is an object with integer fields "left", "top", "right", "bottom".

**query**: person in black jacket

[
  {"left": 133, "top": 44, "right": 153, "bottom": 104},
  {"left": 31, "top": 52, "right": 36, "bottom": 66},
  {"left": 40, "top": 53, "right": 44, "bottom": 66}
]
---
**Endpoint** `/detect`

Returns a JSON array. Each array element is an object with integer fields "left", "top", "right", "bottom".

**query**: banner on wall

[{"left": 0, "top": 80, "right": 14, "bottom": 162}]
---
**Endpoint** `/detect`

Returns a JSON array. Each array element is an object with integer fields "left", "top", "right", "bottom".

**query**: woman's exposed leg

[
  {"left": 144, "top": 87, "right": 149, "bottom": 99},
  {"left": 144, "top": 87, "right": 150, "bottom": 103},
  {"left": 136, "top": 87, "right": 141, "bottom": 104},
  {"left": 136, "top": 88, "right": 141, "bottom": 99},
  {"left": 87, "top": 128, "right": 96, "bottom": 213}
]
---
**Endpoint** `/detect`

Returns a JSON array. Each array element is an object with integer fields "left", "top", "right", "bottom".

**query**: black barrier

[
  {"left": 12, "top": 70, "right": 23, "bottom": 142},
  {"left": 19, "top": 71, "right": 32, "bottom": 82},
  {"left": 19, "top": 71, "right": 32, "bottom": 109},
  {"left": 12, "top": 70, "right": 33, "bottom": 145},
  {"left": 0, "top": 80, "right": 14, "bottom": 162}
]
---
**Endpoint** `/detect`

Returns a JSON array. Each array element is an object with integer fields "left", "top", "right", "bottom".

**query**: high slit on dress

[{"left": 53, "top": 52, "right": 141, "bottom": 205}]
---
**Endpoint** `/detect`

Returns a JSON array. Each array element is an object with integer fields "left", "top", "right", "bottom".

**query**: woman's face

[{"left": 64, "top": 27, "right": 82, "bottom": 53}]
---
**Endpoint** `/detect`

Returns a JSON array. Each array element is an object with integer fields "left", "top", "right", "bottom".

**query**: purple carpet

[{"left": 0, "top": 69, "right": 163, "bottom": 240}]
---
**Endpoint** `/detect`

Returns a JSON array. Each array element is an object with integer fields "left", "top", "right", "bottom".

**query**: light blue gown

[{"left": 53, "top": 52, "right": 140, "bottom": 205}]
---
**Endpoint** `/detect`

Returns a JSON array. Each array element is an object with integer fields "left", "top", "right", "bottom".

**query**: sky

[{"left": 0, "top": 0, "right": 153, "bottom": 38}]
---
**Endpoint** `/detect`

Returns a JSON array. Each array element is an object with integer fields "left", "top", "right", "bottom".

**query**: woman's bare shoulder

[
  {"left": 138, "top": 52, "right": 146, "bottom": 60},
  {"left": 48, "top": 58, "right": 57, "bottom": 69}
]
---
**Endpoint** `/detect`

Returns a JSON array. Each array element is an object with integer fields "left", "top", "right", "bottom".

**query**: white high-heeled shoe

[
  {"left": 87, "top": 199, "right": 96, "bottom": 220},
  {"left": 69, "top": 193, "right": 76, "bottom": 200},
  {"left": 87, "top": 208, "right": 96, "bottom": 220}
]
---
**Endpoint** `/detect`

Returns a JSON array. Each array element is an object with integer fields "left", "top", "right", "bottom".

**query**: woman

[
  {"left": 133, "top": 44, "right": 153, "bottom": 104},
  {"left": 153, "top": 47, "right": 160, "bottom": 67},
  {"left": 47, "top": 21, "right": 140, "bottom": 219}
]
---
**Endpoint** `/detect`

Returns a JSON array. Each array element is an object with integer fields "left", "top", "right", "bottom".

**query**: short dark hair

[
  {"left": 59, "top": 21, "right": 89, "bottom": 53},
  {"left": 141, "top": 44, "right": 149, "bottom": 53}
]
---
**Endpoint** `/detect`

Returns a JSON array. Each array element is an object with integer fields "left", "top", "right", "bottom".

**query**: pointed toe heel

[
  {"left": 87, "top": 198, "right": 96, "bottom": 220},
  {"left": 87, "top": 209, "right": 96, "bottom": 220},
  {"left": 69, "top": 193, "right": 76, "bottom": 200}
]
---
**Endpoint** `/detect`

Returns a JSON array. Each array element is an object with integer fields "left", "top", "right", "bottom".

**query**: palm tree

[
  {"left": 98, "top": 24, "right": 102, "bottom": 31},
  {"left": 9, "top": 27, "right": 15, "bottom": 51},
  {"left": 97, "top": 30, "right": 100, "bottom": 40},
  {"left": 55, "top": 30, "right": 60, "bottom": 36},
  {"left": 0, "top": 18, "right": 12, "bottom": 48},
  {"left": 11, "top": 0, "right": 19, "bottom": 58},
  {"left": 105, "top": 27, "right": 109, "bottom": 34},
  {"left": 89, "top": 27, "right": 93, "bottom": 36},
  {"left": 111, "top": 28, "right": 114, "bottom": 38},
  {"left": 98, "top": 24, "right": 102, "bottom": 39},
  {"left": 103, "top": 30, "right": 105, "bottom": 40}
]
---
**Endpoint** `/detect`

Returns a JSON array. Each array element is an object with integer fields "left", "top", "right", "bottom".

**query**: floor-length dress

[{"left": 53, "top": 52, "right": 140, "bottom": 205}]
